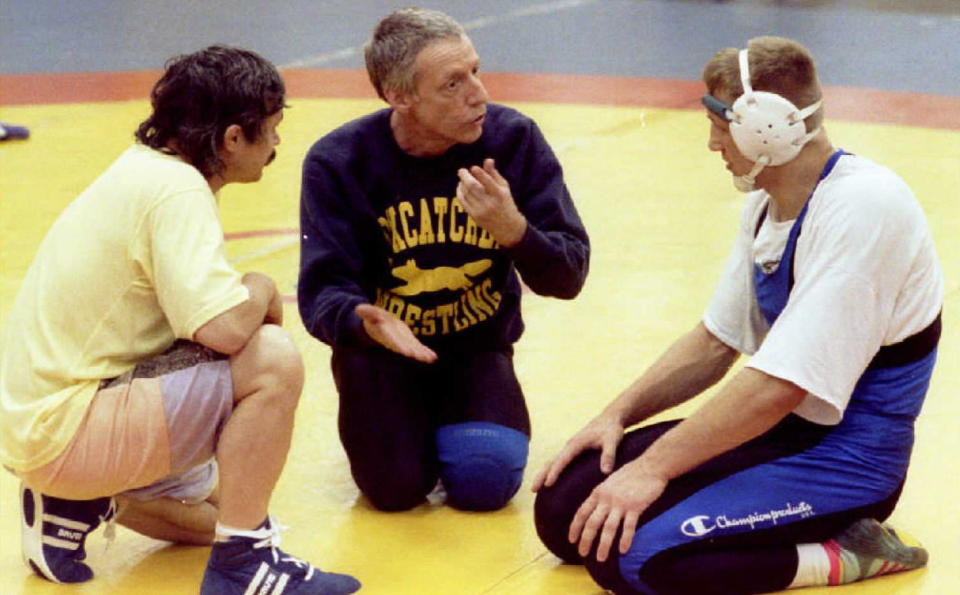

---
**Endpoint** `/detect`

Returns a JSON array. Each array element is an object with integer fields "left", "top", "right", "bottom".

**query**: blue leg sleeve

[{"left": 435, "top": 422, "right": 529, "bottom": 511}]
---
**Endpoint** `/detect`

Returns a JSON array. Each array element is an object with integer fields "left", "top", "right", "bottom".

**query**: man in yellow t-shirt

[{"left": 0, "top": 46, "right": 359, "bottom": 595}]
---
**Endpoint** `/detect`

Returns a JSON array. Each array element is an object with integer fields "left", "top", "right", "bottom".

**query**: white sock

[
  {"left": 789, "top": 543, "right": 831, "bottom": 588},
  {"left": 214, "top": 521, "right": 269, "bottom": 542}
]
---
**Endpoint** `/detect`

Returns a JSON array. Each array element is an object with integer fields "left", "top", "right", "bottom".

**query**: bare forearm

[
  {"left": 604, "top": 322, "right": 738, "bottom": 427},
  {"left": 565, "top": 366, "right": 808, "bottom": 563},
  {"left": 194, "top": 273, "right": 277, "bottom": 354},
  {"left": 239, "top": 273, "right": 278, "bottom": 327},
  {"left": 635, "top": 367, "right": 807, "bottom": 481}
]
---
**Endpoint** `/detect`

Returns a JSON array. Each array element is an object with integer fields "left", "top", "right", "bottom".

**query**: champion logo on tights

[
  {"left": 680, "top": 502, "right": 816, "bottom": 538},
  {"left": 680, "top": 515, "right": 716, "bottom": 537}
]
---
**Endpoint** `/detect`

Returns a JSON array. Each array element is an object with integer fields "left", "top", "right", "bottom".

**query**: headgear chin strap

[
  {"left": 733, "top": 159, "right": 766, "bottom": 193},
  {"left": 729, "top": 48, "right": 822, "bottom": 169}
]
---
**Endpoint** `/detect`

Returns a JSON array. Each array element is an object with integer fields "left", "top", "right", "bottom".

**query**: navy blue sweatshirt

[{"left": 298, "top": 104, "right": 589, "bottom": 352}]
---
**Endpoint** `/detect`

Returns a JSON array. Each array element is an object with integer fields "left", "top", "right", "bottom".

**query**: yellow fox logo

[{"left": 390, "top": 258, "right": 492, "bottom": 296}]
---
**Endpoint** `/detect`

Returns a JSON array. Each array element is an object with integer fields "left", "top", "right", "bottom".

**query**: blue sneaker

[
  {"left": 201, "top": 517, "right": 361, "bottom": 594},
  {"left": 20, "top": 482, "right": 116, "bottom": 583}
]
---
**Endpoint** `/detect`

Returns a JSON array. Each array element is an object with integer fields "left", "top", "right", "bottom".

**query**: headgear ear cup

[{"left": 729, "top": 48, "right": 822, "bottom": 166}]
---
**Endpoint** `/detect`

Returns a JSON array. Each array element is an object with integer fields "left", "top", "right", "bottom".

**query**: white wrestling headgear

[{"left": 702, "top": 46, "right": 822, "bottom": 192}]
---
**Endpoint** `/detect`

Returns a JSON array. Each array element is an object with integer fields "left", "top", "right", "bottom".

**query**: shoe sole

[
  {"left": 837, "top": 518, "right": 929, "bottom": 567},
  {"left": 20, "top": 483, "right": 63, "bottom": 583}
]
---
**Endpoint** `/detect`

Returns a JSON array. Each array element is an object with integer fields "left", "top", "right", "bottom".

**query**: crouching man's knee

[
  {"left": 436, "top": 422, "right": 528, "bottom": 511},
  {"left": 232, "top": 324, "right": 304, "bottom": 408},
  {"left": 253, "top": 324, "right": 303, "bottom": 389}
]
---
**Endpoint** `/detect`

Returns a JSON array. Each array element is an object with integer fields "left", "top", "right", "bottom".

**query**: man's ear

[
  {"left": 220, "top": 123, "right": 244, "bottom": 154},
  {"left": 385, "top": 88, "right": 414, "bottom": 114}
]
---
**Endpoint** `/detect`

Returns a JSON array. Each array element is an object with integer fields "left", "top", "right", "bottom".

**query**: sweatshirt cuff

[{"left": 343, "top": 308, "right": 380, "bottom": 348}]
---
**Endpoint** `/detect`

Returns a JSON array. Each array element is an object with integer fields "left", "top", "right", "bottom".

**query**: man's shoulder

[
  {"left": 807, "top": 153, "right": 924, "bottom": 248},
  {"left": 485, "top": 103, "right": 534, "bottom": 131},
  {"left": 480, "top": 103, "right": 542, "bottom": 153},
  {"left": 84, "top": 145, "right": 209, "bottom": 209},
  {"left": 118, "top": 144, "right": 207, "bottom": 188},
  {"left": 308, "top": 109, "right": 391, "bottom": 158},
  {"left": 819, "top": 154, "right": 914, "bottom": 216}
]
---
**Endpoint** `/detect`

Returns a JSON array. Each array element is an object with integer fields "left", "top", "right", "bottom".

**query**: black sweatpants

[{"left": 331, "top": 344, "right": 530, "bottom": 511}]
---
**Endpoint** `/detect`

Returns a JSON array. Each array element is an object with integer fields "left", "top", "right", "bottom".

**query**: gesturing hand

[
  {"left": 568, "top": 460, "right": 667, "bottom": 562},
  {"left": 531, "top": 413, "right": 625, "bottom": 493},
  {"left": 456, "top": 158, "right": 527, "bottom": 247},
  {"left": 355, "top": 303, "right": 437, "bottom": 364}
]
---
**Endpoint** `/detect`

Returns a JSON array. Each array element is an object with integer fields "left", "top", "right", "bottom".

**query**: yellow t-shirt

[{"left": 0, "top": 144, "right": 249, "bottom": 471}]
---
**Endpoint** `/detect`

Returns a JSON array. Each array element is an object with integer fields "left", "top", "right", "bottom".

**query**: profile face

[
  {"left": 705, "top": 92, "right": 751, "bottom": 177},
  {"left": 235, "top": 110, "right": 283, "bottom": 183},
  {"left": 405, "top": 35, "right": 489, "bottom": 149}
]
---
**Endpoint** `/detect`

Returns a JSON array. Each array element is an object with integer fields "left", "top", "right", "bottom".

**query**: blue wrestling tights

[{"left": 534, "top": 416, "right": 904, "bottom": 594}]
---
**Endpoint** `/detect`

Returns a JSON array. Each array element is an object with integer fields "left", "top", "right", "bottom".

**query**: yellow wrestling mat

[{"left": 1, "top": 97, "right": 957, "bottom": 594}]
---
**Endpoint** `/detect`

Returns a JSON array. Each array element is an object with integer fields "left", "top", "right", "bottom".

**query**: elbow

[
  {"left": 557, "top": 264, "right": 588, "bottom": 299},
  {"left": 758, "top": 383, "right": 807, "bottom": 422},
  {"left": 698, "top": 323, "right": 738, "bottom": 360},
  {"left": 747, "top": 369, "right": 808, "bottom": 418},
  {"left": 695, "top": 323, "right": 740, "bottom": 380},
  {"left": 535, "top": 258, "right": 589, "bottom": 300},
  {"left": 193, "top": 318, "right": 255, "bottom": 355},
  {"left": 194, "top": 327, "right": 248, "bottom": 356},
  {"left": 772, "top": 379, "right": 808, "bottom": 410},
  {"left": 526, "top": 277, "right": 585, "bottom": 300},
  {"left": 560, "top": 254, "right": 590, "bottom": 299},
  {"left": 554, "top": 279, "right": 586, "bottom": 300},
  {"left": 209, "top": 331, "right": 248, "bottom": 356}
]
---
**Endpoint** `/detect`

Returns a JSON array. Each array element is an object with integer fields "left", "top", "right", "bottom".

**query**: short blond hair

[{"left": 703, "top": 36, "right": 823, "bottom": 131}]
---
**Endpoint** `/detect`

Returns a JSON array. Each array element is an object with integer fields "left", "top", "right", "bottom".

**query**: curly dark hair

[{"left": 135, "top": 45, "right": 286, "bottom": 178}]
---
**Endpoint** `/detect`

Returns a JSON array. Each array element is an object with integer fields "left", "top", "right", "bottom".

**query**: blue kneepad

[{"left": 435, "top": 422, "right": 529, "bottom": 511}]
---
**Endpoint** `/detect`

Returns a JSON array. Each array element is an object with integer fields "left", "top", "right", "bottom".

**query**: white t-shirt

[
  {"left": 0, "top": 144, "right": 248, "bottom": 470},
  {"left": 703, "top": 153, "right": 943, "bottom": 425}
]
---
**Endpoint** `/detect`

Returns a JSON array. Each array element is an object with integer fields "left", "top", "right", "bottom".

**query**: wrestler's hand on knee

[
  {"left": 531, "top": 412, "right": 624, "bottom": 492},
  {"left": 567, "top": 460, "right": 667, "bottom": 562},
  {"left": 355, "top": 303, "right": 437, "bottom": 363}
]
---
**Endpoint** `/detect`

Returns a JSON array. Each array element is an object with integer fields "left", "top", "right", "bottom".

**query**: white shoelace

[
  {"left": 251, "top": 518, "right": 315, "bottom": 581},
  {"left": 100, "top": 498, "right": 119, "bottom": 550}
]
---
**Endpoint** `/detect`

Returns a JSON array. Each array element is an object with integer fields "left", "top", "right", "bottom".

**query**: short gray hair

[{"left": 364, "top": 7, "right": 465, "bottom": 100}]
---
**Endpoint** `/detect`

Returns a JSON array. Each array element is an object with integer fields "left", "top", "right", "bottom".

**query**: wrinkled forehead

[
  {"left": 416, "top": 35, "right": 475, "bottom": 65},
  {"left": 413, "top": 35, "right": 477, "bottom": 81}
]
